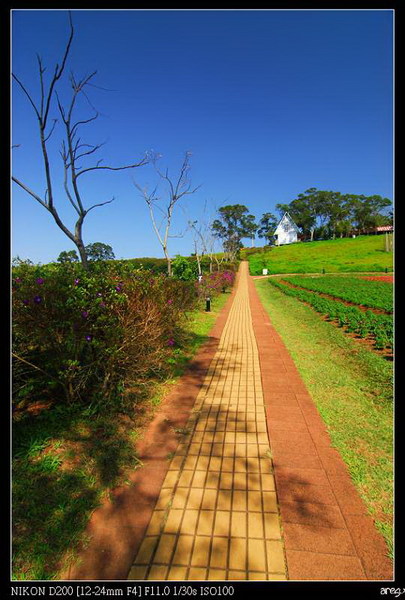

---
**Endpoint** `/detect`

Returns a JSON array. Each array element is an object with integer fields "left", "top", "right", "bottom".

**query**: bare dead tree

[
  {"left": 12, "top": 12, "right": 148, "bottom": 269},
  {"left": 188, "top": 219, "right": 205, "bottom": 276},
  {"left": 187, "top": 199, "right": 214, "bottom": 275},
  {"left": 187, "top": 200, "right": 227, "bottom": 274},
  {"left": 206, "top": 226, "right": 227, "bottom": 272},
  {"left": 134, "top": 151, "right": 201, "bottom": 276}
]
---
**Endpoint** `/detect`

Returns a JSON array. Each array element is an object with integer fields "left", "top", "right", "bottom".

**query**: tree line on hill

[
  {"left": 275, "top": 187, "right": 392, "bottom": 242},
  {"left": 209, "top": 189, "right": 392, "bottom": 261}
]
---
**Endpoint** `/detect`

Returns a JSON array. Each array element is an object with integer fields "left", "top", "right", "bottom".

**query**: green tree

[
  {"left": 350, "top": 195, "right": 392, "bottom": 231},
  {"left": 211, "top": 204, "right": 255, "bottom": 261},
  {"left": 277, "top": 189, "right": 392, "bottom": 240},
  {"left": 321, "top": 192, "right": 350, "bottom": 239},
  {"left": 85, "top": 242, "right": 115, "bottom": 261},
  {"left": 171, "top": 255, "right": 197, "bottom": 281},
  {"left": 244, "top": 214, "right": 259, "bottom": 247},
  {"left": 276, "top": 194, "right": 316, "bottom": 241},
  {"left": 12, "top": 256, "right": 34, "bottom": 267},
  {"left": 308, "top": 189, "right": 392, "bottom": 238},
  {"left": 257, "top": 212, "right": 278, "bottom": 245},
  {"left": 57, "top": 249, "right": 79, "bottom": 263}
]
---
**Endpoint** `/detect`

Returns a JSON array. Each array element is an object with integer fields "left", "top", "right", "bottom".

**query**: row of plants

[
  {"left": 280, "top": 275, "right": 393, "bottom": 313},
  {"left": 52, "top": 254, "right": 239, "bottom": 277},
  {"left": 12, "top": 260, "right": 235, "bottom": 414},
  {"left": 268, "top": 279, "right": 393, "bottom": 351}
]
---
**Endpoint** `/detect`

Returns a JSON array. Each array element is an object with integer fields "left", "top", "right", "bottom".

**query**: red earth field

[{"left": 360, "top": 275, "right": 394, "bottom": 283}]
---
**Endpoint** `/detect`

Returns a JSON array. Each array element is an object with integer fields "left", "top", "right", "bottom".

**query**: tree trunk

[
  {"left": 194, "top": 241, "right": 202, "bottom": 276},
  {"left": 74, "top": 218, "right": 89, "bottom": 270},
  {"left": 196, "top": 255, "right": 202, "bottom": 277},
  {"left": 75, "top": 239, "right": 89, "bottom": 270}
]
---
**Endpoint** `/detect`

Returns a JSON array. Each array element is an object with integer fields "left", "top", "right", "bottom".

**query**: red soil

[{"left": 360, "top": 275, "right": 394, "bottom": 283}]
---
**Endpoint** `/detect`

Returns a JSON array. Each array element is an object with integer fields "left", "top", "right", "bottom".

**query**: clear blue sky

[{"left": 12, "top": 9, "right": 393, "bottom": 264}]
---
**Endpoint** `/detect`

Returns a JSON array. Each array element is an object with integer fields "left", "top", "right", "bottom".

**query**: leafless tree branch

[
  {"left": 12, "top": 176, "right": 47, "bottom": 209},
  {"left": 12, "top": 11, "right": 148, "bottom": 269},
  {"left": 86, "top": 197, "right": 115, "bottom": 213},
  {"left": 76, "top": 156, "right": 149, "bottom": 179},
  {"left": 134, "top": 152, "right": 201, "bottom": 276}
]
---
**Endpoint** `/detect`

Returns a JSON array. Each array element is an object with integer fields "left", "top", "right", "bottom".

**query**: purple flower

[
  {"left": 97, "top": 292, "right": 102, "bottom": 297},
  {"left": 33, "top": 295, "right": 42, "bottom": 304},
  {"left": 115, "top": 285, "right": 122, "bottom": 292},
  {"left": 22, "top": 299, "right": 29, "bottom": 305},
  {"left": 167, "top": 338, "right": 175, "bottom": 346},
  {"left": 36, "top": 278, "right": 44, "bottom": 285},
  {"left": 85, "top": 334, "right": 93, "bottom": 342},
  {"left": 167, "top": 299, "right": 173, "bottom": 305},
  {"left": 81, "top": 310, "right": 89, "bottom": 319},
  {"left": 74, "top": 278, "right": 80, "bottom": 286},
  {"left": 14, "top": 277, "right": 22, "bottom": 284}
]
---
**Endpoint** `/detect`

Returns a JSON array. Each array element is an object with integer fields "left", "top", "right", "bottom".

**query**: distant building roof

[
  {"left": 274, "top": 212, "right": 300, "bottom": 234},
  {"left": 375, "top": 225, "right": 393, "bottom": 232}
]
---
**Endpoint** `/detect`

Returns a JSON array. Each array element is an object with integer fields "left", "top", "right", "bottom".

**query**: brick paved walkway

[
  {"left": 128, "top": 262, "right": 287, "bottom": 581},
  {"left": 127, "top": 261, "right": 393, "bottom": 582}
]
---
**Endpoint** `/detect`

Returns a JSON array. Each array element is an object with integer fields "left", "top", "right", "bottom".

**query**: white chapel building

[{"left": 274, "top": 212, "right": 300, "bottom": 245}]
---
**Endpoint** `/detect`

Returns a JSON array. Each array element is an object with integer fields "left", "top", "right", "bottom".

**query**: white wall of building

[{"left": 274, "top": 212, "right": 299, "bottom": 245}]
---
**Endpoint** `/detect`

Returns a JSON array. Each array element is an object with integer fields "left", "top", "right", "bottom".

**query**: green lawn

[
  {"left": 12, "top": 291, "right": 230, "bottom": 580},
  {"left": 254, "top": 278, "right": 393, "bottom": 557},
  {"left": 247, "top": 235, "right": 394, "bottom": 275}
]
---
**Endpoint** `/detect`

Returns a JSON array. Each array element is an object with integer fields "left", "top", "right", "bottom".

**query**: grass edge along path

[
  {"left": 12, "top": 291, "right": 231, "bottom": 581},
  {"left": 254, "top": 278, "right": 393, "bottom": 559}
]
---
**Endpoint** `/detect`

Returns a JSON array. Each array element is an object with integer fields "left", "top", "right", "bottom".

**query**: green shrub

[
  {"left": 12, "top": 262, "right": 198, "bottom": 411},
  {"left": 172, "top": 255, "right": 198, "bottom": 281}
]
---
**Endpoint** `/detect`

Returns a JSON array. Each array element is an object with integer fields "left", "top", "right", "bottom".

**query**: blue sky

[{"left": 12, "top": 9, "right": 393, "bottom": 264}]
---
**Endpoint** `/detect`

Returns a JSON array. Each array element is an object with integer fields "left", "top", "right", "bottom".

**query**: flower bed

[
  {"left": 195, "top": 270, "right": 236, "bottom": 299},
  {"left": 12, "top": 262, "right": 199, "bottom": 411}
]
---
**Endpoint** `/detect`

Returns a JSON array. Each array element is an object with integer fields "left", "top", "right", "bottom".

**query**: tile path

[
  {"left": 128, "top": 261, "right": 286, "bottom": 581},
  {"left": 126, "top": 261, "right": 393, "bottom": 581}
]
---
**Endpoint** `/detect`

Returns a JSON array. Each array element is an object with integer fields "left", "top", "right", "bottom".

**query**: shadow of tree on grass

[
  {"left": 12, "top": 402, "right": 143, "bottom": 580},
  {"left": 12, "top": 327, "right": 217, "bottom": 580}
]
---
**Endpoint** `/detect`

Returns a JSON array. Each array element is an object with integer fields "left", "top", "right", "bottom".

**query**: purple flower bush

[
  {"left": 195, "top": 270, "right": 236, "bottom": 299},
  {"left": 12, "top": 261, "right": 200, "bottom": 409}
]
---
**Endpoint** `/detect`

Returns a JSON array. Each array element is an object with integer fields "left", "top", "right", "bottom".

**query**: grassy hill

[{"left": 246, "top": 235, "right": 393, "bottom": 275}]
